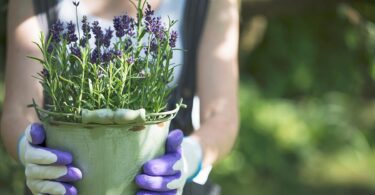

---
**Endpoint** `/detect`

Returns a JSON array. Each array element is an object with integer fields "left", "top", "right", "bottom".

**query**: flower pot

[{"left": 44, "top": 121, "right": 170, "bottom": 195}]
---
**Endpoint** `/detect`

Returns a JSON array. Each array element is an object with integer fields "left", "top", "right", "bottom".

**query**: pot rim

[
  {"left": 43, "top": 118, "right": 171, "bottom": 128},
  {"left": 32, "top": 99, "right": 185, "bottom": 126}
]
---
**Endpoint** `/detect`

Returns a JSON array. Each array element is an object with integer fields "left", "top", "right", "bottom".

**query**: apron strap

[
  {"left": 32, "top": 0, "right": 59, "bottom": 35},
  {"left": 169, "top": 0, "right": 210, "bottom": 134}
]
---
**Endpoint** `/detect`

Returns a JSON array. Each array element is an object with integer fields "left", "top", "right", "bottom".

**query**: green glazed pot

[{"left": 44, "top": 121, "right": 170, "bottom": 195}]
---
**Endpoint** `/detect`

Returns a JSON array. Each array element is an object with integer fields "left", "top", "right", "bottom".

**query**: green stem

[{"left": 75, "top": 6, "right": 81, "bottom": 40}]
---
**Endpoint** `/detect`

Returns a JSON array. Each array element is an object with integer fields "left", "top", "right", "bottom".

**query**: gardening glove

[
  {"left": 18, "top": 123, "right": 82, "bottom": 195},
  {"left": 136, "top": 129, "right": 203, "bottom": 195}
]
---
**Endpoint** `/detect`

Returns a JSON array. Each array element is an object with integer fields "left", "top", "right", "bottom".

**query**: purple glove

[
  {"left": 18, "top": 123, "right": 82, "bottom": 195},
  {"left": 135, "top": 129, "right": 203, "bottom": 195}
]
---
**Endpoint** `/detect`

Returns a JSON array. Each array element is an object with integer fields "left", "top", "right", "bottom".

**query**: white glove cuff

[
  {"left": 18, "top": 134, "right": 26, "bottom": 165},
  {"left": 181, "top": 137, "right": 203, "bottom": 179}
]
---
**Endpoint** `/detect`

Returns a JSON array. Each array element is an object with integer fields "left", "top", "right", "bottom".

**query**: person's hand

[
  {"left": 18, "top": 123, "right": 82, "bottom": 195},
  {"left": 135, "top": 129, "right": 203, "bottom": 195}
]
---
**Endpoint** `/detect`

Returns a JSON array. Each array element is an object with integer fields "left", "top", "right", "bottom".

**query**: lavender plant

[{"left": 30, "top": 0, "right": 180, "bottom": 122}]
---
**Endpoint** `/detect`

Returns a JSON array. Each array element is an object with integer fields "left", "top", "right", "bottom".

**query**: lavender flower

[
  {"left": 90, "top": 48, "right": 101, "bottom": 64},
  {"left": 145, "top": 16, "right": 165, "bottom": 40},
  {"left": 112, "top": 49, "right": 123, "bottom": 57},
  {"left": 169, "top": 31, "right": 177, "bottom": 48},
  {"left": 144, "top": 4, "right": 154, "bottom": 24},
  {"left": 103, "top": 28, "right": 113, "bottom": 48},
  {"left": 151, "top": 39, "right": 159, "bottom": 52},
  {"left": 81, "top": 16, "right": 91, "bottom": 44},
  {"left": 50, "top": 20, "right": 64, "bottom": 42},
  {"left": 113, "top": 15, "right": 135, "bottom": 38},
  {"left": 73, "top": 1, "right": 80, "bottom": 6},
  {"left": 80, "top": 38, "right": 88, "bottom": 47},
  {"left": 70, "top": 44, "right": 81, "bottom": 58},
  {"left": 80, "top": 15, "right": 92, "bottom": 47},
  {"left": 113, "top": 16, "right": 125, "bottom": 38},
  {"left": 144, "top": 38, "right": 158, "bottom": 56},
  {"left": 92, "top": 21, "right": 103, "bottom": 46},
  {"left": 153, "top": 17, "right": 165, "bottom": 40},
  {"left": 102, "top": 51, "right": 112, "bottom": 63},
  {"left": 123, "top": 15, "right": 135, "bottom": 36},
  {"left": 66, "top": 21, "right": 78, "bottom": 44},
  {"left": 124, "top": 39, "right": 133, "bottom": 50},
  {"left": 47, "top": 44, "right": 54, "bottom": 53}
]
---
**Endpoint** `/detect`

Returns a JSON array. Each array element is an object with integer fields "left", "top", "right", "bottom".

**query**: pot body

[{"left": 44, "top": 122, "right": 170, "bottom": 195}]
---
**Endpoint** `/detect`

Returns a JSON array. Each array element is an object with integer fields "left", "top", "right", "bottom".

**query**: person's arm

[
  {"left": 135, "top": 0, "right": 239, "bottom": 193},
  {"left": 192, "top": 0, "right": 240, "bottom": 167},
  {"left": 1, "top": 3, "right": 82, "bottom": 194},
  {"left": 1, "top": 0, "right": 44, "bottom": 160}
]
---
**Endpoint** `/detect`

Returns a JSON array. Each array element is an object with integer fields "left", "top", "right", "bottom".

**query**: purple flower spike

[
  {"left": 125, "top": 39, "right": 133, "bottom": 50},
  {"left": 122, "top": 15, "right": 135, "bottom": 36},
  {"left": 50, "top": 20, "right": 64, "bottom": 42},
  {"left": 81, "top": 16, "right": 91, "bottom": 37},
  {"left": 73, "top": 1, "right": 80, "bottom": 7},
  {"left": 47, "top": 44, "right": 54, "bottom": 53},
  {"left": 144, "top": 4, "right": 154, "bottom": 24},
  {"left": 102, "top": 51, "right": 112, "bottom": 63},
  {"left": 79, "top": 38, "right": 87, "bottom": 47},
  {"left": 145, "top": 39, "right": 158, "bottom": 56},
  {"left": 114, "top": 14, "right": 135, "bottom": 38},
  {"left": 144, "top": 6, "right": 165, "bottom": 41},
  {"left": 103, "top": 28, "right": 113, "bottom": 48},
  {"left": 66, "top": 21, "right": 78, "bottom": 44},
  {"left": 169, "top": 31, "right": 177, "bottom": 48},
  {"left": 113, "top": 16, "right": 125, "bottom": 38},
  {"left": 80, "top": 16, "right": 91, "bottom": 47},
  {"left": 92, "top": 21, "right": 103, "bottom": 46},
  {"left": 112, "top": 49, "right": 122, "bottom": 57},
  {"left": 70, "top": 44, "right": 81, "bottom": 58},
  {"left": 90, "top": 48, "right": 101, "bottom": 64}
]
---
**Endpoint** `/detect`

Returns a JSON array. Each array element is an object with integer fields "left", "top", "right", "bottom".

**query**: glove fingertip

[
  {"left": 41, "top": 148, "right": 73, "bottom": 165},
  {"left": 166, "top": 130, "right": 184, "bottom": 153},
  {"left": 57, "top": 166, "right": 83, "bottom": 182},
  {"left": 62, "top": 183, "right": 78, "bottom": 195},
  {"left": 26, "top": 123, "right": 46, "bottom": 145},
  {"left": 54, "top": 151, "right": 73, "bottom": 165}
]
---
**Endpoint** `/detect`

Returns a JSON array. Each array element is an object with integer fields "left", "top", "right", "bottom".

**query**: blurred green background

[{"left": 1, "top": 0, "right": 375, "bottom": 194}]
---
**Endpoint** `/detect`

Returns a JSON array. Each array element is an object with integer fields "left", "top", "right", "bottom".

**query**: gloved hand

[
  {"left": 18, "top": 123, "right": 82, "bottom": 195},
  {"left": 135, "top": 129, "right": 203, "bottom": 195}
]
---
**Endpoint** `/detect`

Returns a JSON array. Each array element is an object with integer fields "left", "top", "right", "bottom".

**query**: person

[{"left": 1, "top": 0, "right": 239, "bottom": 194}]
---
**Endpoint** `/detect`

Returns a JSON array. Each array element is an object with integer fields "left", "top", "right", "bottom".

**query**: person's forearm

[
  {"left": 0, "top": 106, "right": 39, "bottom": 161},
  {"left": 190, "top": 112, "right": 239, "bottom": 167}
]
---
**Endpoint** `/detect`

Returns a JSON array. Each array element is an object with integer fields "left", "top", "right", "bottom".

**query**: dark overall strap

[
  {"left": 169, "top": 0, "right": 210, "bottom": 135},
  {"left": 32, "top": 0, "right": 59, "bottom": 34}
]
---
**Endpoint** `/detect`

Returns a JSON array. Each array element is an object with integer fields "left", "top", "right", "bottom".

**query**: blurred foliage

[
  {"left": 0, "top": 0, "right": 24, "bottom": 195},
  {"left": 1, "top": 1, "right": 375, "bottom": 195},
  {"left": 212, "top": 2, "right": 375, "bottom": 195}
]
